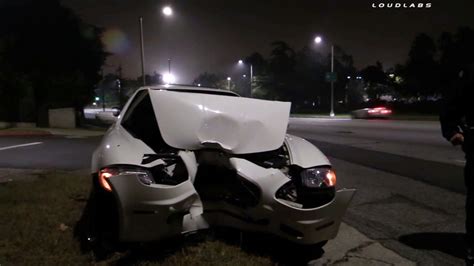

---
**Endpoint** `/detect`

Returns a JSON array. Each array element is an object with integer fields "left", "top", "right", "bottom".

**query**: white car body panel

[
  {"left": 91, "top": 126, "right": 155, "bottom": 173},
  {"left": 285, "top": 134, "right": 331, "bottom": 168},
  {"left": 91, "top": 85, "right": 355, "bottom": 245},
  {"left": 149, "top": 90, "right": 291, "bottom": 154}
]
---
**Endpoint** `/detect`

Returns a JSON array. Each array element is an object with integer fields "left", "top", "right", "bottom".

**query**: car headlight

[
  {"left": 300, "top": 168, "right": 336, "bottom": 188},
  {"left": 99, "top": 167, "right": 153, "bottom": 192},
  {"left": 276, "top": 166, "right": 337, "bottom": 209},
  {"left": 98, "top": 159, "right": 189, "bottom": 191}
]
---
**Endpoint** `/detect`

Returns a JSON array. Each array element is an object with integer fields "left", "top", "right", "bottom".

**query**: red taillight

[{"left": 368, "top": 107, "right": 391, "bottom": 115}]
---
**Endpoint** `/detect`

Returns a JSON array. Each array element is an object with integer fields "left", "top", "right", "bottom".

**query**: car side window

[{"left": 121, "top": 90, "right": 169, "bottom": 152}]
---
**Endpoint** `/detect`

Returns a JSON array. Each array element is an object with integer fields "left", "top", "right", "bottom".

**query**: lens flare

[
  {"left": 101, "top": 29, "right": 130, "bottom": 54},
  {"left": 163, "top": 73, "right": 176, "bottom": 84}
]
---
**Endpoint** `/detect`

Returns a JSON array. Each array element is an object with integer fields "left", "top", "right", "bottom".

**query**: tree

[
  {"left": 193, "top": 72, "right": 223, "bottom": 88},
  {"left": 241, "top": 41, "right": 356, "bottom": 112},
  {"left": 0, "top": 0, "right": 108, "bottom": 125},
  {"left": 360, "top": 61, "right": 390, "bottom": 99},
  {"left": 192, "top": 72, "right": 236, "bottom": 92},
  {"left": 404, "top": 33, "right": 440, "bottom": 96}
]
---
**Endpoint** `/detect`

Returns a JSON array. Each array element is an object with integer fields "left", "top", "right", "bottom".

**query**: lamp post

[
  {"left": 168, "top": 58, "right": 171, "bottom": 75},
  {"left": 139, "top": 5, "right": 173, "bottom": 86},
  {"left": 238, "top": 60, "right": 253, "bottom": 97},
  {"left": 139, "top": 16, "right": 146, "bottom": 86},
  {"left": 315, "top": 36, "right": 335, "bottom": 117},
  {"left": 227, "top": 77, "right": 231, "bottom": 90}
]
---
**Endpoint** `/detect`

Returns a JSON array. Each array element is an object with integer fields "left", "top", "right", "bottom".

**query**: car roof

[{"left": 140, "top": 84, "right": 240, "bottom": 97}]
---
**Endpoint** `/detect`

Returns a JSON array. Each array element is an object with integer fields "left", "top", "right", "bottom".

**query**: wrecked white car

[{"left": 88, "top": 85, "right": 355, "bottom": 251}]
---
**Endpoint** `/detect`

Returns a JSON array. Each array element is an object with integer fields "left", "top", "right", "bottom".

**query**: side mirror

[{"left": 112, "top": 108, "right": 121, "bottom": 117}]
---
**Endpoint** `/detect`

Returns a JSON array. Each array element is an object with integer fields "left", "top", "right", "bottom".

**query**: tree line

[
  {"left": 194, "top": 27, "right": 474, "bottom": 113},
  {"left": 1, "top": 0, "right": 473, "bottom": 124},
  {"left": 0, "top": 0, "right": 107, "bottom": 125}
]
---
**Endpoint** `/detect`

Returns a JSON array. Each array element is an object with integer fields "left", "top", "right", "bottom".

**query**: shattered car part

[{"left": 90, "top": 85, "right": 355, "bottom": 246}]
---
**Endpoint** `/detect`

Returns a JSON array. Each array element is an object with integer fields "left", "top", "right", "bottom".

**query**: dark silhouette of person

[{"left": 440, "top": 62, "right": 474, "bottom": 265}]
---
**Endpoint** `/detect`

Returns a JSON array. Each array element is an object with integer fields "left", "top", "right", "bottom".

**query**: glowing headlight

[
  {"left": 300, "top": 168, "right": 336, "bottom": 188},
  {"left": 99, "top": 167, "right": 153, "bottom": 192}
]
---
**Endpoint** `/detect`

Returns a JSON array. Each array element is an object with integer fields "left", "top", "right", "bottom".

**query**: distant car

[
  {"left": 351, "top": 106, "right": 393, "bottom": 119},
  {"left": 95, "top": 107, "right": 121, "bottom": 123},
  {"left": 83, "top": 106, "right": 121, "bottom": 120},
  {"left": 86, "top": 85, "right": 355, "bottom": 252}
]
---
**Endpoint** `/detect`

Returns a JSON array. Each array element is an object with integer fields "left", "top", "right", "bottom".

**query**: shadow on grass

[
  {"left": 399, "top": 232, "right": 466, "bottom": 259},
  {"left": 74, "top": 196, "right": 325, "bottom": 265}
]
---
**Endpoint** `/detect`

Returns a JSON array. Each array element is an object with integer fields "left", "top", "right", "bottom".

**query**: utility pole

[
  {"left": 139, "top": 16, "right": 146, "bottom": 86},
  {"left": 116, "top": 65, "right": 122, "bottom": 107},
  {"left": 330, "top": 45, "right": 335, "bottom": 117},
  {"left": 250, "top": 64, "right": 253, "bottom": 97},
  {"left": 168, "top": 58, "right": 171, "bottom": 74}
]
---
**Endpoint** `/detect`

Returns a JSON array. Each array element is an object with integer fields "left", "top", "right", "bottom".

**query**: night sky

[{"left": 63, "top": 0, "right": 474, "bottom": 83}]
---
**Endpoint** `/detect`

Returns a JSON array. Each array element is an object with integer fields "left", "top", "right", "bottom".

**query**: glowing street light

[
  {"left": 163, "top": 73, "right": 176, "bottom": 84},
  {"left": 227, "top": 77, "right": 231, "bottom": 90},
  {"left": 162, "top": 6, "right": 173, "bottom": 16},
  {"left": 139, "top": 5, "right": 173, "bottom": 86},
  {"left": 314, "top": 35, "right": 335, "bottom": 117},
  {"left": 314, "top": 36, "right": 322, "bottom": 44},
  {"left": 237, "top": 59, "right": 253, "bottom": 97}
]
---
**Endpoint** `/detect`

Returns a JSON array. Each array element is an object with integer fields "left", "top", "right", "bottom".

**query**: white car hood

[{"left": 149, "top": 90, "right": 291, "bottom": 154}]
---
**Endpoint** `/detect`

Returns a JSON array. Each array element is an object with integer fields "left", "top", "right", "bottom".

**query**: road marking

[{"left": 0, "top": 142, "right": 43, "bottom": 151}]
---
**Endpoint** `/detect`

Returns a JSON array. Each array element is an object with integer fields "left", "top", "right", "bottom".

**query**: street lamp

[
  {"left": 314, "top": 36, "right": 322, "bottom": 44},
  {"left": 227, "top": 77, "right": 231, "bottom": 90},
  {"left": 314, "top": 35, "right": 335, "bottom": 117},
  {"left": 238, "top": 60, "right": 253, "bottom": 97},
  {"left": 162, "top": 6, "right": 173, "bottom": 16},
  {"left": 139, "top": 5, "right": 173, "bottom": 86},
  {"left": 163, "top": 73, "right": 176, "bottom": 84}
]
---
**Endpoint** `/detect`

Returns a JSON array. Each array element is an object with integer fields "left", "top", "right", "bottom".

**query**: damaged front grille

[
  {"left": 149, "top": 155, "right": 188, "bottom": 186},
  {"left": 236, "top": 145, "right": 290, "bottom": 169},
  {"left": 193, "top": 164, "right": 261, "bottom": 208}
]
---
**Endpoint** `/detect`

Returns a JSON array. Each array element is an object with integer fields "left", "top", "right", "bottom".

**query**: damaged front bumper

[{"left": 106, "top": 153, "right": 355, "bottom": 245}]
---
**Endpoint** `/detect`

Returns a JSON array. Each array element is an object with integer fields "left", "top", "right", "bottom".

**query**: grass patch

[{"left": 0, "top": 171, "right": 274, "bottom": 265}]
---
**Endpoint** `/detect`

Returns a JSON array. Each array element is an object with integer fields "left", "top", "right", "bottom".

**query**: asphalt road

[
  {"left": 0, "top": 135, "right": 99, "bottom": 170},
  {"left": 289, "top": 117, "right": 465, "bottom": 166},
  {"left": 288, "top": 118, "right": 466, "bottom": 265},
  {"left": 0, "top": 118, "right": 468, "bottom": 264}
]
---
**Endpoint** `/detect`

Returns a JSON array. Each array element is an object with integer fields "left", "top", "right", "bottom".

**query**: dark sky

[{"left": 63, "top": 0, "right": 474, "bottom": 83}]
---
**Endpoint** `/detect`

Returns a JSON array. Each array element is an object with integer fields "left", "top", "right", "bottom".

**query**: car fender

[
  {"left": 91, "top": 126, "right": 155, "bottom": 173},
  {"left": 285, "top": 134, "right": 330, "bottom": 168}
]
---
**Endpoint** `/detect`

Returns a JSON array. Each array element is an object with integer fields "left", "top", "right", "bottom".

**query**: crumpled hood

[{"left": 149, "top": 90, "right": 291, "bottom": 154}]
